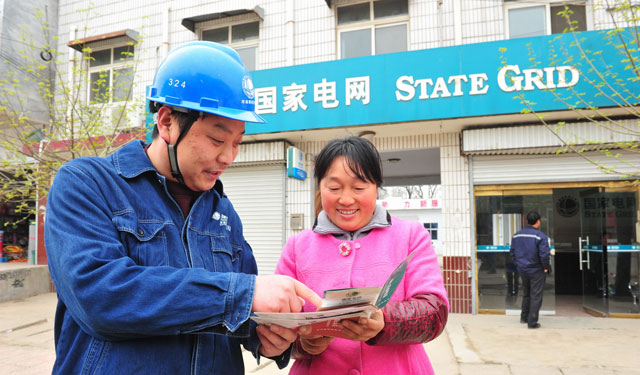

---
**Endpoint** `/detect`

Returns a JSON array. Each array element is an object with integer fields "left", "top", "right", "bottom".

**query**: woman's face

[{"left": 319, "top": 156, "right": 378, "bottom": 232}]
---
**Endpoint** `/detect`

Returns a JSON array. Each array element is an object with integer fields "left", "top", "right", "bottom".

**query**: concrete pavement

[{"left": 2, "top": 292, "right": 639, "bottom": 374}]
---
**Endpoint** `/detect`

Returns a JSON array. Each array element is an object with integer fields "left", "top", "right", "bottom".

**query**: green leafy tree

[
  {"left": 501, "top": 0, "right": 639, "bottom": 184},
  {"left": 0, "top": 7, "right": 144, "bottom": 221}
]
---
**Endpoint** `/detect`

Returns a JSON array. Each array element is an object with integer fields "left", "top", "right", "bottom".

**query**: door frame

[{"left": 474, "top": 180, "right": 639, "bottom": 317}]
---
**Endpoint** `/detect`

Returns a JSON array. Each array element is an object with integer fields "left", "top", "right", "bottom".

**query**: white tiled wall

[
  {"left": 461, "top": 1, "right": 504, "bottom": 45},
  {"left": 56, "top": 0, "right": 625, "bottom": 113}
]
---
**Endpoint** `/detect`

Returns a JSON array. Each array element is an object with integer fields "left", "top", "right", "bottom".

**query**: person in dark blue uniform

[{"left": 509, "top": 211, "right": 551, "bottom": 329}]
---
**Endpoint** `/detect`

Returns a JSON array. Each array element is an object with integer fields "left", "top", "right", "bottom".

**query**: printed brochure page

[{"left": 250, "top": 252, "right": 415, "bottom": 337}]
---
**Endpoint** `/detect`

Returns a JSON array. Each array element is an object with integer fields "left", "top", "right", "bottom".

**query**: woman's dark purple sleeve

[{"left": 366, "top": 293, "right": 448, "bottom": 346}]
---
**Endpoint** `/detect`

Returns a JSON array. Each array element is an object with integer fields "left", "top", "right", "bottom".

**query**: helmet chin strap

[
  {"left": 167, "top": 143, "right": 185, "bottom": 185},
  {"left": 166, "top": 109, "right": 200, "bottom": 186}
]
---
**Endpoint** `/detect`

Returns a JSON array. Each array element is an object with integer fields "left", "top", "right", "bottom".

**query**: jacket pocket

[
  {"left": 210, "top": 235, "right": 241, "bottom": 272},
  {"left": 113, "top": 213, "right": 172, "bottom": 266}
]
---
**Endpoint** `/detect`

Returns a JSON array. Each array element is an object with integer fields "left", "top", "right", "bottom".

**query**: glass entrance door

[
  {"left": 602, "top": 189, "right": 639, "bottom": 315},
  {"left": 475, "top": 191, "right": 556, "bottom": 314},
  {"left": 579, "top": 187, "right": 640, "bottom": 316},
  {"left": 579, "top": 188, "right": 607, "bottom": 316}
]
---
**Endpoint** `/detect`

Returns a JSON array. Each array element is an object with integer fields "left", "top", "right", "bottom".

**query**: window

[
  {"left": 337, "top": 0, "right": 409, "bottom": 59},
  {"left": 506, "top": 2, "right": 586, "bottom": 39},
  {"left": 550, "top": 4, "right": 587, "bottom": 34},
  {"left": 202, "top": 21, "right": 259, "bottom": 71},
  {"left": 87, "top": 45, "right": 134, "bottom": 104},
  {"left": 423, "top": 222, "right": 438, "bottom": 240}
]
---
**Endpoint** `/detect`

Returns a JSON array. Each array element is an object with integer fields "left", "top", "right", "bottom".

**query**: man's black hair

[
  {"left": 527, "top": 211, "right": 541, "bottom": 225},
  {"left": 314, "top": 136, "right": 383, "bottom": 187},
  {"left": 149, "top": 101, "right": 200, "bottom": 139}
]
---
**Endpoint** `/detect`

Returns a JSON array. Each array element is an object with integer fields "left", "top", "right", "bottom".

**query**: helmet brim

[
  {"left": 147, "top": 97, "right": 266, "bottom": 124},
  {"left": 210, "top": 106, "right": 266, "bottom": 124}
]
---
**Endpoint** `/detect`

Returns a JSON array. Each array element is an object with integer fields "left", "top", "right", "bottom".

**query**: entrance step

[{"left": 0, "top": 263, "right": 53, "bottom": 302}]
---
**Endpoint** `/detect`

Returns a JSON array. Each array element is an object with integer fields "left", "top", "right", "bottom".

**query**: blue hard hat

[{"left": 147, "top": 41, "right": 265, "bottom": 123}]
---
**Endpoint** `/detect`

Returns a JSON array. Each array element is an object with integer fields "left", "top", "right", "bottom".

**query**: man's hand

[
  {"left": 252, "top": 275, "right": 322, "bottom": 313},
  {"left": 298, "top": 326, "right": 334, "bottom": 356},
  {"left": 337, "top": 310, "right": 385, "bottom": 342},
  {"left": 256, "top": 324, "right": 297, "bottom": 358}
]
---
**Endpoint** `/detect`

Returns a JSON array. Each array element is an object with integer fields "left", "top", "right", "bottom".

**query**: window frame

[
  {"left": 504, "top": 1, "right": 588, "bottom": 39},
  {"left": 200, "top": 20, "right": 260, "bottom": 71},
  {"left": 336, "top": 0, "right": 409, "bottom": 59},
  {"left": 86, "top": 44, "right": 135, "bottom": 105},
  {"left": 423, "top": 222, "right": 438, "bottom": 241}
]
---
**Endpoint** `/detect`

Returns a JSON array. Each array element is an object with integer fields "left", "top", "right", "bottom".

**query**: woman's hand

[
  {"left": 337, "top": 310, "right": 385, "bottom": 342},
  {"left": 298, "top": 325, "right": 335, "bottom": 356},
  {"left": 256, "top": 324, "right": 297, "bottom": 357}
]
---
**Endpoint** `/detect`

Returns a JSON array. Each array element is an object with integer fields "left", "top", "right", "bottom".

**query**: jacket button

[
  {"left": 137, "top": 228, "right": 145, "bottom": 236},
  {"left": 348, "top": 369, "right": 360, "bottom": 375}
]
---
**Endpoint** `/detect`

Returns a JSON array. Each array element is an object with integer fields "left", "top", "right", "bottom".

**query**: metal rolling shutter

[
  {"left": 463, "top": 121, "right": 640, "bottom": 185},
  {"left": 219, "top": 164, "right": 285, "bottom": 275},
  {"left": 471, "top": 151, "right": 640, "bottom": 185}
]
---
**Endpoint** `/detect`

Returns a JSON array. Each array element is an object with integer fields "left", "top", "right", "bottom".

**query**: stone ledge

[{"left": 0, "top": 264, "right": 52, "bottom": 303}]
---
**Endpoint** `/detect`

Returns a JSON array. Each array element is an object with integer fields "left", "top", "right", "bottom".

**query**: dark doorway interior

[
  {"left": 554, "top": 252, "right": 582, "bottom": 294},
  {"left": 552, "top": 188, "right": 584, "bottom": 295}
]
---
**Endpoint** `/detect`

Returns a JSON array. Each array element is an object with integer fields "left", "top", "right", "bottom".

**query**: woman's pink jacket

[{"left": 275, "top": 217, "right": 449, "bottom": 375}]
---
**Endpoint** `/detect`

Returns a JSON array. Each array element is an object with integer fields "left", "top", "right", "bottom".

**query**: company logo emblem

[
  {"left": 211, "top": 211, "right": 231, "bottom": 232},
  {"left": 242, "top": 75, "right": 255, "bottom": 99},
  {"left": 556, "top": 195, "right": 579, "bottom": 217}
]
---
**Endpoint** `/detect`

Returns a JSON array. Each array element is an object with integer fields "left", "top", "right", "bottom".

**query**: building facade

[{"left": 43, "top": 0, "right": 639, "bottom": 316}]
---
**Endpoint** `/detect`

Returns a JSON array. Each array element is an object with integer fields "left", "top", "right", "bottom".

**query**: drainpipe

[
  {"left": 469, "top": 155, "right": 477, "bottom": 314},
  {"left": 285, "top": 0, "right": 294, "bottom": 66},
  {"left": 161, "top": 6, "right": 170, "bottom": 61},
  {"left": 437, "top": 0, "right": 443, "bottom": 47},
  {"left": 453, "top": 0, "right": 462, "bottom": 45},
  {"left": 34, "top": 190, "right": 39, "bottom": 264},
  {"left": 67, "top": 25, "right": 77, "bottom": 121}
]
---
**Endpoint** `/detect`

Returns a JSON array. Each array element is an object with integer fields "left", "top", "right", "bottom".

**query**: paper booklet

[{"left": 250, "top": 251, "right": 415, "bottom": 338}]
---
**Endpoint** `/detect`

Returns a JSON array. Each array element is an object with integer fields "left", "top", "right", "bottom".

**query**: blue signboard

[
  {"left": 477, "top": 245, "right": 510, "bottom": 252},
  {"left": 286, "top": 146, "right": 307, "bottom": 180},
  {"left": 477, "top": 245, "right": 556, "bottom": 252},
  {"left": 145, "top": 89, "right": 154, "bottom": 143},
  {"left": 248, "top": 28, "right": 636, "bottom": 135},
  {"left": 584, "top": 245, "right": 639, "bottom": 253}
]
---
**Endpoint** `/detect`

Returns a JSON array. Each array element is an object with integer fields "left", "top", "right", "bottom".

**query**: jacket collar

[
  {"left": 313, "top": 204, "right": 392, "bottom": 238},
  {"left": 114, "top": 140, "right": 158, "bottom": 178},
  {"left": 114, "top": 140, "right": 224, "bottom": 196}
]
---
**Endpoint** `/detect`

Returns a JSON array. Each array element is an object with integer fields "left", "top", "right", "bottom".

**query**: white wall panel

[
  {"left": 460, "top": 0, "right": 503, "bottom": 44},
  {"left": 285, "top": 154, "right": 315, "bottom": 237},
  {"left": 234, "top": 141, "right": 286, "bottom": 164}
]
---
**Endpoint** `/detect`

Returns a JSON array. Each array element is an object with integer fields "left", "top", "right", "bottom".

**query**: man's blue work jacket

[
  {"left": 45, "top": 140, "right": 287, "bottom": 374},
  {"left": 509, "top": 225, "right": 551, "bottom": 276}
]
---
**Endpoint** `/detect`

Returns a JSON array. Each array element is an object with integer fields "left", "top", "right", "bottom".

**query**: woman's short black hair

[{"left": 314, "top": 136, "right": 383, "bottom": 187}]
